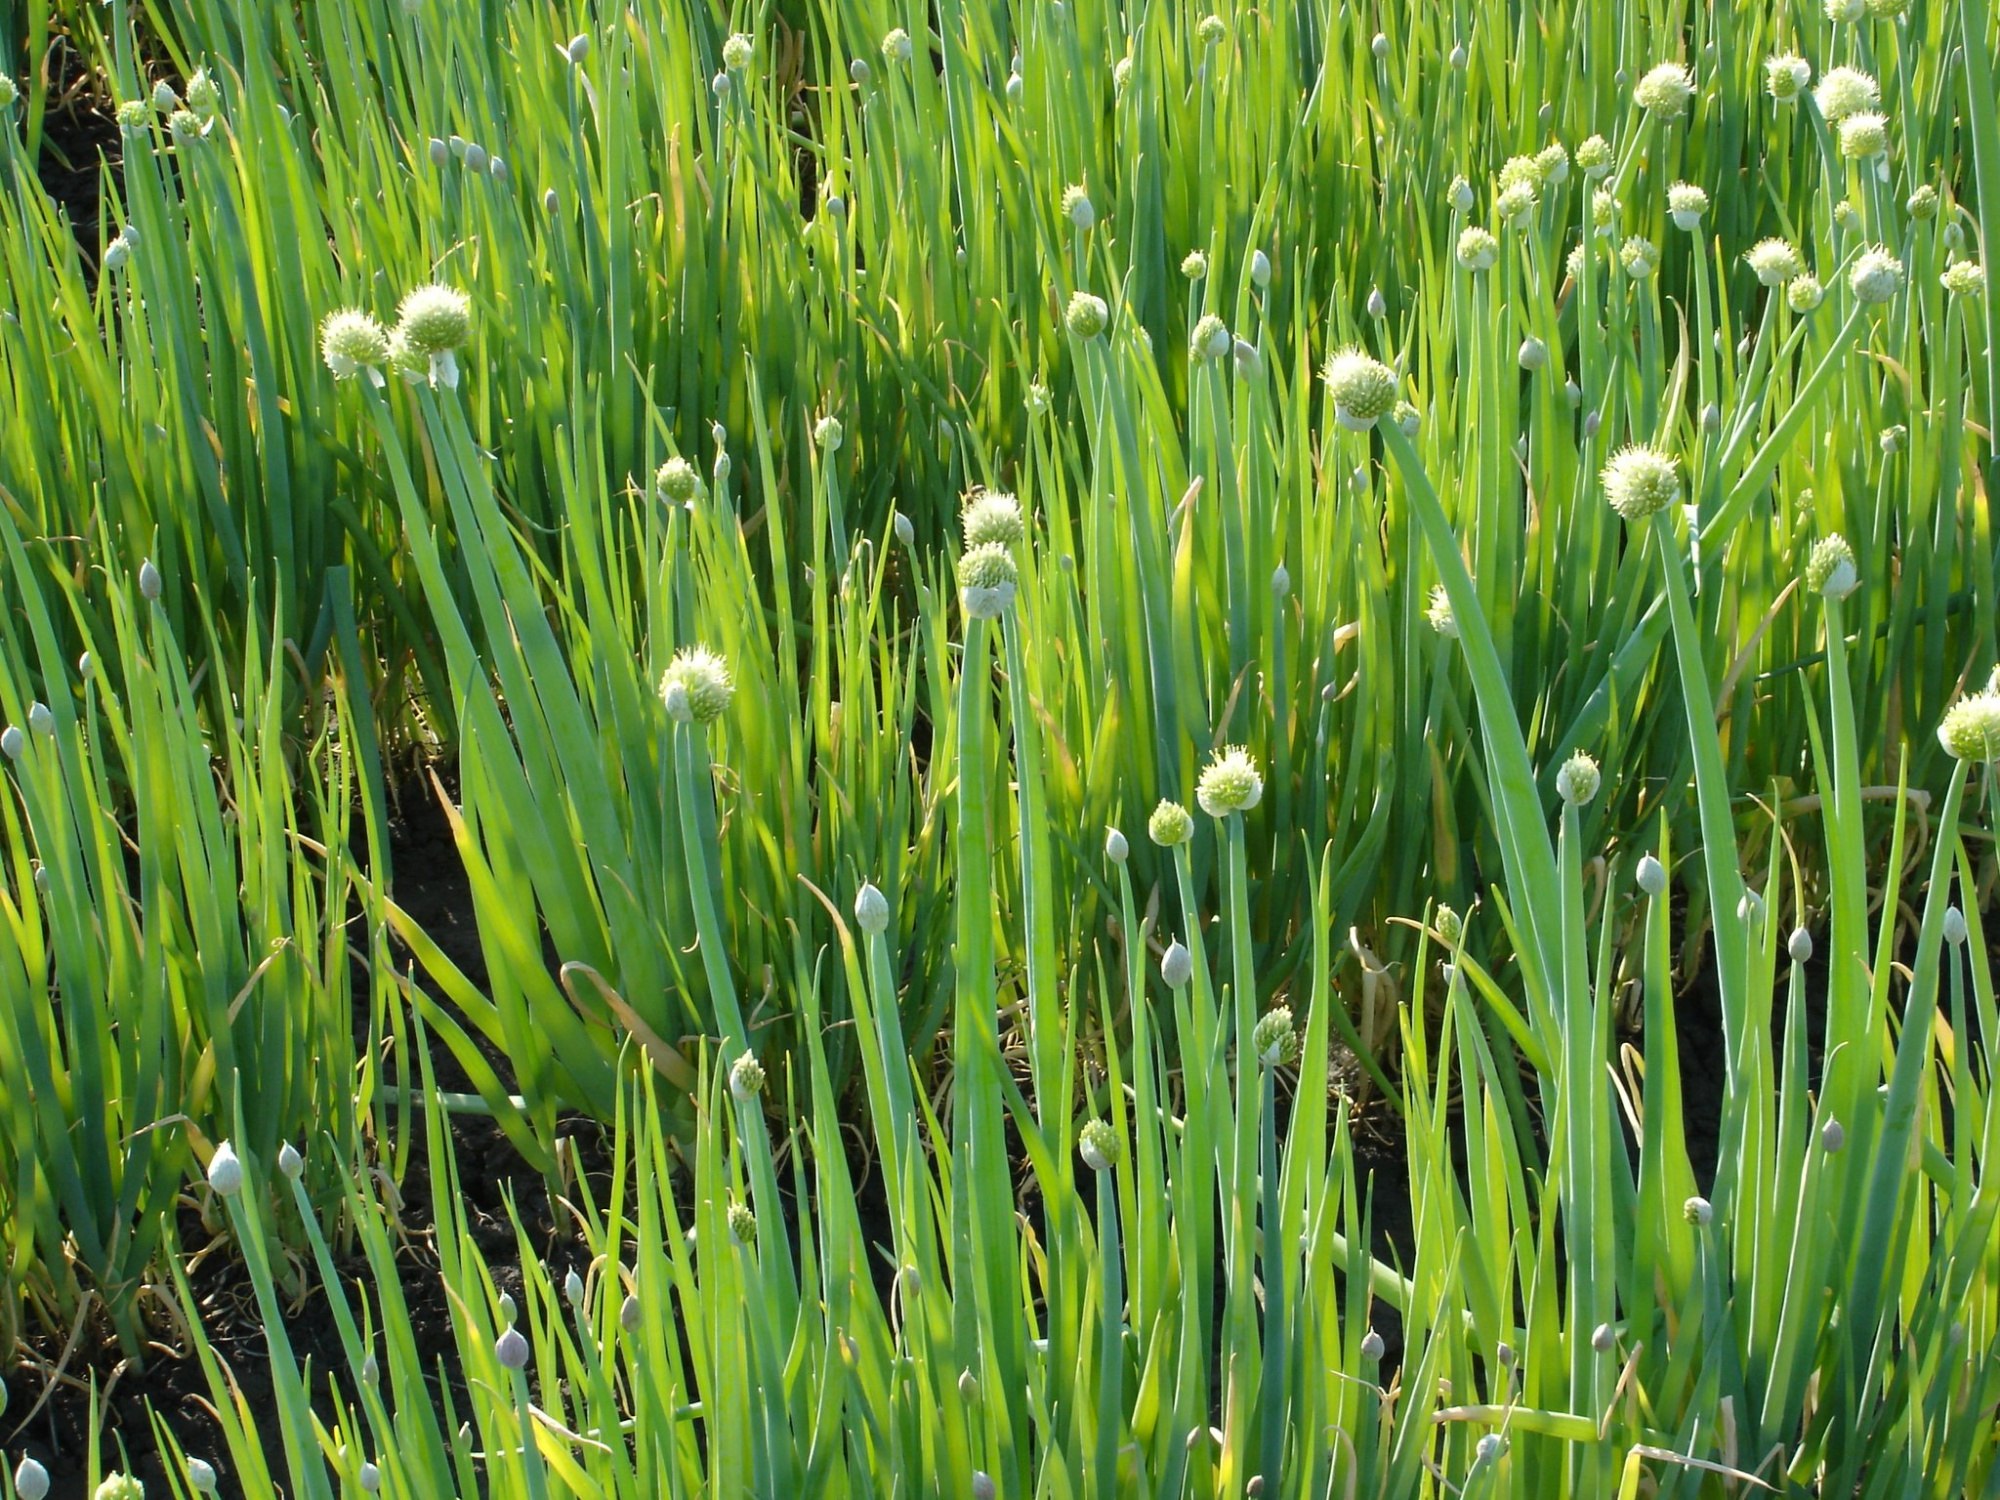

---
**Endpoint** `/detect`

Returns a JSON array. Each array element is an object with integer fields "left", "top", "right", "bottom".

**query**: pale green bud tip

[
  {"left": 958, "top": 1368, "right": 981, "bottom": 1402},
  {"left": 358, "top": 1463, "right": 380, "bottom": 1493},
  {"left": 1060, "top": 184, "right": 1095, "bottom": 230},
  {"left": 394, "top": 284, "right": 471, "bottom": 355},
  {"left": 1426, "top": 585, "right": 1457, "bottom": 638},
  {"left": 1191, "top": 313, "right": 1232, "bottom": 361},
  {"left": 1787, "top": 274, "right": 1824, "bottom": 313},
  {"left": 1323, "top": 348, "right": 1398, "bottom": 430},
  {"left": 957, "top": 542, "right": 1018, "bottom": 618},
  {"left": 656, "top": 456, "right": 701, "bottom": 504},
  {"left": 1838, "top": 111, "right": 1888, "bottom": 160},
  {"left": 728, "top": 1201, "right": 757, "bottom": 1245},
  {"left": 1636, "top": 852, "right": 1667, "bottom": 894},
  {"left": 1942, "top": 259, "right": 1985, "bottom": 298},
  {"left": 93, "top": 1476, "right": 144, "bottom": 1500},
  {"left": 882, "top": 27, "right": 913, "bottom": 61},
  {"left": 730, "top": 1052, "right": 766, "bottom": 1101},
  {"left": 1821, "top": 1118, "right": 1845, "bottom": 1152},
  {"left": 1455, "top": 226, "right": 1499, "bottom": 271},
  {"left": 722, "top": 32, "right": 754, "bottom": 71},
  {"left": 1667, "top": 181, "right": 1708, "bottom": 227},
  {"left": 1815, "top": 67, "right": 1879, "bottom": 123},
  {"left": 962, "top": 489, "right": 1025, "bottom": 548},
  {"left": 1250, "top": 249, "right": 1271, "bottom": 286},
  {"left": 1078, "top": 1119, "right": 1122, "bottom": 1171},
  {"left": 1591, "top": 1322, "right": 1615, "bottom": 1353},
  {"left": 1850, "top": 246, "right": 1905, "bottom": 305},
  {"left": 1196, "top": 745, "right": 1264, "bottom": 817},
  {"left": 1104, "top": 827, "right": 1129, "bottom": 863},
  {"left": 1555, "top": 751, "right": 1601, "bottom": 807},
  {"left": 1433, "top": 903, "right": 1463, "bottom": 946},
  {"left": 1252, "top": 1005, "right": 1298, "bottom": 1067},
  {"left": 1181, "top": 249, "right": 1209, "bottom": 278},
  {"left": 206, "top": 1140, "right": 244, "bottom": 1196},
  {"left": 186, "top": 1460, "right": 217, "bottom": 1494},
  {"left": 320, "top": 310, "right": 390, "bottom": 382},
  {"left": 14, "top": 1458, "right": 50, "bottom": 1500},
  {"left": 1633, "top": 61, "right": 1695, "bottom": 116},
  {"left": 1161, "top": 939, "right": 1194, "bottom": 988},
  {"left": 1601, "top": 444, "right": 1680, "bottom": 521},
  {"left": 1746, "top": 238, "right": 1802, "bottom": 287},
  {"left": 1575, "top": 135, "right": 1613, "bottom": 177},
  {"left": 1360, "top": 1328, "right": 1385, "bottom": 1360},
  {"left": 1149, "top": 799, "right": 1193, "bottom": 846},
  {"left": 1807, "top": 534, "right": 1859, "bottom": 599},
  {"left": 1683, "top": 1195, "right": 1712, "bottom": 1225},
  {"left": 1944, "top": 906, "right": 1968, "bottom": 945},
  {"left": 659, "top": 645, "right": 734, "bottom": 724},
  {"left": 139, "top": 558, "right": 163, "bottom": 599},
  {"left": 1765, "top": 53, "right": 1810, "bottom": 102},
  {"left": 277, "top": 1141, "right": 304, "bottom": 1178},
  {"left": 1938, "top": 690, "right": 2000, "bottom": 761},
  {"left": 1788, "top": 925, "right": 1815, "bottom": 963},
  {"left": 495, "top": 1325, "right": 530, "bottom": 1369},
  {"left": 1065, "top": 291, "right": 1110, "bottom": 339}
]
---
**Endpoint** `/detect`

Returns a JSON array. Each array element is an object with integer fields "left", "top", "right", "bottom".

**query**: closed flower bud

[
  {"left": 1849, "top": 246, "right": 1904, "bottom": 305},
  {"left": 1821, "top": 1118, "right": 1845, "bottom": 1152},
  {"left": 544, "top": 187, "right": 560, "bottom": 214},
  {"left": 495, "top": 1325, "right": 530, "bottom": 1369},
  {"left": 1250, "top": 249, "right": 1272, "bottom": 286},
  {"left": 1061, "top": 184, "right": 1095, "bottom": 231},
  {"left": 971, "top": 1475, "right": 996, "bottom": 1500},
  {"left": 1804, "top": 529, "right": 1862, "bottom": 600},
  {"left": 850, "top": 57, "right": 871, "bottom": 85},
  {"left": 1636, "top": 853, "right": 1667, "bottom": 895},
  {"left": 1196, "top": 745, "right": 1263, "bottom": 816},
  {"left": 1787, "top": 274, "right": 1824, "bottom": 312},
  {"left": 14, "top": 1459, "right": 50, "bottom": 1500},
  {"left": 882, "top": 27, "right": 913, "bottom": 62},
  {"left": 1448, "top": 175, "right": 1475, "bottom": 213},
  {"left": 728, "top": 1201, "right": 757, "bottom": 1246},
  {"left": 1367, "top": 287, "right": 1387, "bottom": 319},
  {"left": 322, "top": 309, "right": 391, "bottom": 383},
  {"left": 1476, "top": 1434, "right": 1505, "bottom": 1464},
  {"left": 1005, "top": 69, "right": 1023, "bottom": 102},
  {"left": 277, "top": 1141, "right": 304, "bottom": 1179},
  {"left": 1685, "top": 1194, "right": 1712, "bottom": 1225},
  {"left": 361, "top": 1352, "right": 379, "bottom": 1385},
  {"left": 722, "top": 32, "right": 753, "bottom": 70},
  {"left": 1065, "top": 291, "right": 1109, "bottom": 339},
  {"left": 1434, "top": 903, "right": 1463, "bottom": 947},
  {"left": 1938, "top": 690, "right": 2000, "bottom": 761},
  {"left": 1252, "top": 1005, "right": 1298, "bottom": 1067},
  {"left": 1450, "top": 42, "right": 1468, "bottom": 67},
  {"left": 1456, "top": 225, "right": 1499, "bottom": 270},
  {"left": 1633, "top": 61, "right": 1695, "bottom": 117},
  {"left": 1113, "top": 56, "right": 1134, "bottom": 91},
  {"left": 659, "top": 645, "right": 733, "bottom": 724},
  {"left": 1395, "top": 400, "right": 1420, "bottom": 436},
  {"left": 1944, "top": 905, "right": 1968, "bottom": 945},
  {"left": 1788, "top": 926, "right": 1814, "bottom": 963},
  {"left": 566, "top": 33, "right": 591, "bottom": 63},
  {"left": 620, "top": 1292, "right": 641, "bottom": 1330},
  {"left": 1191, "top": 313, "right": 1232, "bottom": 361},
  {"left": 1766, "top": 53, "right": 1810, "bottom": 102},
  {"left": 1161, "top": 939, "right": 1194, "bottom": 989},
  {"left": 151, "top": 80, "right": 180, "bottom": 112},
  {"left": 358, "top": 1463, "right": 380, "bottom": 1493},
  {"left": 564, "top": 1269, "right": 586, "bottom": 1306},
  {"left": 1323, "top": 349, "right": 1399, "bottom": 430},
  {"left": 1591, "top": 1322, "right": 1615, "bottom": 1353},
  {"left": 1941, "top": 259, "right": 1985, "bottom": 297},
  {"left": 1181, "top": 249, "right": 1209, "bottom": 279},
  {"left": 1601, "top": 444, "right": 1680, "bottom": 521},
  {"left": 957, "top": 542, "right": 1018, "bottom": 618},
  {"left": 1104, "top": 827, "right": 1129, "bottom": 864},
  {"left": 27, "top": 702, "right": 53, "bottom": 737},
  {"left": 1667, "top": 181, "right": 1708, "bottom": 229},
  {"left": 1271, "top": 562, "right": 1290, "bottom": 598},
  {"left": 1149, "top": 800, "right": 1193, "bottom": 846},
  {"left": 1079, "top": 1119, "right": 1121, "bottom": 1171},
  {"left": 1234, "top": 338, "right": 1262, "bottom": 378},
  {"left": 1838, "top": 111, "right": 1888, "bottom": 160},
  {"left": 206, "top": 1140, "right": 244, "bottom": 1196},
  {"left": 730, "top": 1052, "right": 765, "bottom": 1101},
  {"left": 462, "top": 142, "right": 489, "bottom": 174},
  {"left": 958, "top": 1367, "right": 981, "bottom": 1402},
  {"left": 1360, "top": 1328, "right": 1385, "bottom": 1360},
  {"left": 187, "top": 1459, "right": 217, "bottom": 1494},
  {"left": 961, "top": 489, "right": 1024, "bottom": 548},
  {"left": 428, "top": 137, "right": 449, "bottom": 165},
  {"left": 1816, "top": 66, "right": 1879, "bottom": 124},
  {"left": 1555, "top": 751, "right": 1600, "bottom": 806},
  {"left": 1517, "top": 336, "right": 1547, "bottom": 371}
]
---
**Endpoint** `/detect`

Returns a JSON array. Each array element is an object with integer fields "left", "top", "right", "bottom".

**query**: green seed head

[
  {"left": 1576, "top": 135, "right": 1614, "bottom": 178},
  {"left": 655, "top": 456, "right": 702, "bottom": 505},
  {"left": 1425, "top": 584, "right": 1458, "bottom": 638},
  {"left": 1065, "top": 291, "right": 1110, "bottom": 339},
  {"left": 1907, "top": 184, "right": 1938, "bottom": 220},
  {"left": 1938, "top": 690, "right": 2000, "bottom": 761},
  {"left": 1684, "top": 1195, "right": 1713, "bottom": 1226},
  {"left": 1025, "top": 380, "right": 1052, "bottom": 416},
  {"left": 729, "top": 1052, "right": 766, "bottom": 1101},
  {"left": 1667, "top": 181, "right": 1708, "bottom": 228},
  {"left": 0, "top": 76, "right": 18, "bottom": 110},
  {"left": 1252, "top": 1005, "right": 1298, "bottom": 1067},
  {"left": 1765, "top": 53, "right": 1811, "bottom": 102},
  {"left": 1198, "top": 14, "right": 1227, "bottom": 46},
  {"left": 1619, "top": 235, "right": 1659, "bottom": 279},
  {"left": 728, "top": 1201, "right": 757, "bottom": 1246},
  {"left": 116, "top": 98, "right": 149, "bottom": 128},
  {"left": 1149, "top": 799, "right": 1193, "bottom": 847},
  {"left": 1456, "top": 225, "right": 1499, "bottom": 270},
  {"left": 1061, "top": 184, "right": 1095, "bottom": 231},
  {"left": 1942, "top": 259, "right": 1985, "bottom": 297},
  {"left": 1815, "top": 66, "right": 1879, "bottom": 123},
  {"left": 395, "top": 284, "right": 471, "bottom": 356},
  {"left": 1196, "top": 745, "right": 1264, "bottom": 817},
  {"left": 1555, "top": 751, "right": 1601, "bottom": 807},
  {"left": 94, "top": 1475, "right": 144, "bottom": 1500},
  {"left": 1078, "top": 1119, "right": 1122, "bottom": 1172},
  {"left": 1181, "top": 248, "right": 1209, "bottom": 278},
  {"left": 1537, "top": 142, "right": 1570, "bottom": 184},
  {"left": 962, "top": 489, "right": 1025, "bottom": 549},
  {"left": 1746, "top": 238, "right": 1803, "bottom": 286},
  {"left": 1787, "top": 274, "right": 1825, "bottom": 312},
  {"left": 1807, "top": 534, "right": 1859, "bottom": 599},
  {"left": 1825, "top": 0, "right": 1865, "bottom": 20},
  {"left": 814, "top": 414, "right": 844, "bottom": 450},
  {"left": 1323, "top": 348, "right": 1399, "bottom": 429},
  {"left": 881, "top": 27, "right": 913, "bottom": 61},
  {"left": 1838, "top": 111, "right": 1888, "bottom": 160},
  {"left": 321, "top": 309, "right": 390, "bottom": 381},
  {"left": 659, "top": 645, "right": 734, "bottom": 725},
  {"left": 722, "top": 32, "right": 753, "bottom": 71},
  {"left": 186, "top": 68, "right": 222, "bottom": 116},
  {"left": 1849, "top": 246, "right": 1905, "bottom": 305},
  {"left": 1633, "top": 61, "right": 1695, "bottom": 117},
  {"left": 1434, "top": 903, "right": 1464, "bottom": 946},
  {"left": 1191, "top": 313, "right": 1232, "bottom": 361},
  {"left": 957, "top": 542, "right": 1018, "bottom": 618},
  {"left": 1601, "top": 444, "right": 1680, "bottom": 521},
  {"left": 1496, "top": 181, "right": 1537, "bottom": 222},
  {"left": 169, "top": 108, "right": 206, "bottom": 143},
  {"left": 1498, "top": 154, "right": 1544, "bottom": 193}
]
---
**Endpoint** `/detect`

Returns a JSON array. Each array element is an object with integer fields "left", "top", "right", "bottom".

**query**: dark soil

[{"left": 24, "top": 31, "right": 124, "bottom": 268}]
